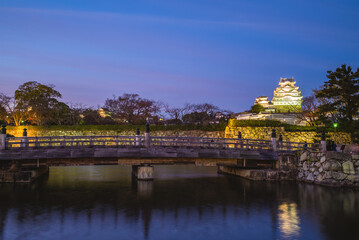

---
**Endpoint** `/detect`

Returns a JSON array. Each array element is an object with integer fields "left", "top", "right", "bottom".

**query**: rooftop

[{"left": 279, "top": 77, "right": 295, "bottom": 83}]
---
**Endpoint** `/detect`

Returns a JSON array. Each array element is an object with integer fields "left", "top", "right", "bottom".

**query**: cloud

[{"left": 0, "top": 6, "right": 258, "bottom": 28}]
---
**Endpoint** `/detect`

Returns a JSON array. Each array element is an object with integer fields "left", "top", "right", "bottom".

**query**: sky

[{"left": 0, "top": 0, "right": 359, "bottom": 112}]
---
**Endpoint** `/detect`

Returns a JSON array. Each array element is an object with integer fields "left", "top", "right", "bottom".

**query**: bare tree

[
  {"left": 104, "top": 93, "right": 160, "bottom": 124},
  {"left": 295, "top": 94, "right": 321, "bottom": 126},
  {"left": 192, "top": 103, "right": 219, "bottom": 115},
  {"left": 164, "top": 104, "right": 189, "bottom": 121},
  {"left": 0, "top": 93, "right": 28, "bottom": 126}
]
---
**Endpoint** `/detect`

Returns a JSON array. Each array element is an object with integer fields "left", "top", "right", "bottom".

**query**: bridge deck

[
  {"left": 0, "top": 135, "right": 318, "bottom": 164},
  {"left": 0, "top": 145, "right": 278, "bottom": 161}
]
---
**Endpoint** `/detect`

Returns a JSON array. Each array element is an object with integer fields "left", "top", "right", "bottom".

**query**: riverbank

[{"left": 218, "top": 150, "right": 359, "bottom": 188}]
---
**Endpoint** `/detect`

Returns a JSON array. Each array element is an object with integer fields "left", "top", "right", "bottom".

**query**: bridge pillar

[
  {"left": 135, "top": 128, "right": 141, "bottom": 146},
  {"left": 21, "top": 128, "right": 29, "bottom": 148},
  {"left": 132, "top": 165, "right": 154, "bottom": 180},
  {"left": 145, "top": 122, "right": 151, "bottom": 148},
  {"left": 271, "top": 129, "right": 277, "bottom": 151},
  {"left": 0, "top": 124, "right": 7, "bottom": 150},
  {"left": 238, "top": 131, "right": 243, "bottom": 149},
  {"left": 278, "top": 134, "right": 283, "bottom": 150}
]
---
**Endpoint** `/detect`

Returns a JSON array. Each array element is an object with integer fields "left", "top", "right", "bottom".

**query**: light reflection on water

[
  {"left": 278, "top": 203, "right": 300, "bottom": 238},
  {"left": 0, "top": 165, "right": 359, "bottom": 240}
]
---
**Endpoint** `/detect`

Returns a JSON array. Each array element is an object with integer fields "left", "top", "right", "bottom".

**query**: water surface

[{"left": 1, "top": 165, "right": 359, "bottom": 240}]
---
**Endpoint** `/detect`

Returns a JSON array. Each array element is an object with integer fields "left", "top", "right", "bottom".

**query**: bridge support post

[
  {"left": 132, "top": 165, "right": 154, "bottom": 180},
  {"left": 145, "top": 122, "right": 151, "bottom": 148},
  {"left": 271, "top": 129, "right": 277, "bottom": 151},
  {"left": 21, "top": 128, "right": 29, "bottom": 148},
  {"left": 278, "top": 134, "right": 283, "bottom": 150},
  {"left": 321, "top": 131, "right": 327, "bottom": 152},
  {"left": 135, "top": 128, "right": 141, "bottom": 146},
  {"left": 238, "top": 131, "right": 243, "bottom": 149},
  {"left": 0, "top": 124, "right": 7, "bottom": 150}
]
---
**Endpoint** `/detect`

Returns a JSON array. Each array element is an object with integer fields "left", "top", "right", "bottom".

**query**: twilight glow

[{"left": 0, "top": 0, "right": 358, "bottom": 111}]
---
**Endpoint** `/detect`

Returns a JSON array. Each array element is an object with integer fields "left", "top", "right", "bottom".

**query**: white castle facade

[{"left": 236, "top": 77, "right": 305, "bottom": 125}]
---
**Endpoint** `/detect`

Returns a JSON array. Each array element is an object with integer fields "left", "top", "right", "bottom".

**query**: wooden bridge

[
  {"left": 0, "top": 134, "right": 319, "bottom": 161},
  {"left": 0, "top": 131, "right": 320, "bottom": 182}
]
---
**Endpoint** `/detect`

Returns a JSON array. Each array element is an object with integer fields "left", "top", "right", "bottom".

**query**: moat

[{"left": 1, "top": 165, "right": 359, "bottom": 240}]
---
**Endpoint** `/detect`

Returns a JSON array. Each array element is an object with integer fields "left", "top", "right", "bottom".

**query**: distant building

[
  {"left": 236, "top": 77, "right": 305, "bottom": 125},
  {"left": 252, "top": 77, "right": 302, "bottom": 113},
  {"left": 254, "top": 96, "right": 270, "bottom": 108},
  {"left": 146, "top": 117, "right": 156, "bottom": 125},
  {"left": 254, "top": 96, "right": 275, "bottom": 113},
  {"left": 215, "top": 112, "right": 227, "bottom": 120},
  {"left": 98, "top": 108, "right": 128, "bottom": 123},
  {"left": 98, "top": 108, "right": 111, "bottom": 118},
  {"left": 271, "top": 78, "right": 303, "bottom": 112},
  {"left": 236, "top": 112, "right": 306, "bottom": 125}
]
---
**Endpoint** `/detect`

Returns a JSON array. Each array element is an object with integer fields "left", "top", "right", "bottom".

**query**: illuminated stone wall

[
  {"left": 5, "top": 126, "right": 224, "bottom": 138},
  {"left": 5, "top": 125, "right": 351, "bottom": 144},
  {"left": 225, "top": 126, "right": 351, "bottom": 144}
]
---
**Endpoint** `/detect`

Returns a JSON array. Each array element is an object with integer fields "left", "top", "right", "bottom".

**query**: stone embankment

[
  {"left": 6, "top": 127, "right": 224, "bottom": 138},
  {"left": 298, "top": 151, "right": 359, "bottom": 187},
  {"left": 7, "top": 125, "right": 351, "bottom": 144},
  {"left": 0, "top": 166, "right": 49, "bottom": 183},
  {"left": 219, "top": 147, "right": 359, "bottom": 188},
  {"left": 225, "top": 126, "right": 351, "bottom": 144}
]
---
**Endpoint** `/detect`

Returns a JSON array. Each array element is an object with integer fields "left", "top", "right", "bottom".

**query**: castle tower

[
  {"left": 271, "top": 78, "right": 302, "bottom": 112},
  {"left": 254, "top": 96, "right": 270, "bottom": 108}
]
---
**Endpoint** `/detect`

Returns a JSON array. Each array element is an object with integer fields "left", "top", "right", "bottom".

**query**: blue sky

[{"left": 0, "top": 0, "right": 358, "bottom": 112}]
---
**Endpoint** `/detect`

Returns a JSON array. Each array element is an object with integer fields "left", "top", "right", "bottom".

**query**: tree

[
  {"left": 0, "top": 93, "right": 28, "bottom": 126},
  {"left": 163, "top": 103, "right": 194, "bottom": 123},
  {"left": 48, "top": 102, "right": 72, "bottom": 125},
  {"left": 14, "top": 81, "right": 66, "bottom": 125},
  {"left": 250, "top": 104, "right": 265, "bottom": 113},
  {"left": 164, "top": 105, "right": 183, "bottom": 121},
  {"left": 66, "top": 103, "right": 87, "bottom": 125},
  {"left": 182, "top": 111, "right": 211, "bottom": 124},
  {"left": 315, "top": 64, "right": 359, "bottom": 133},
  {"left": 81, "top": 108, "right": 103, "bottom": 125},
  {"left": 180, "top": 103, "right": 222, "bottom": 124},
  {"left": 0, "top": 95, "right": 9, "bottom": 123},
  {"left": 297, "top": 95, "right": 320, "bottom": 126},
  {"left": 191, "top": 103, "right": 219, "bottom": 119},
  {"left": 104, "top": 93, "right": 160, "bottom": 124}
]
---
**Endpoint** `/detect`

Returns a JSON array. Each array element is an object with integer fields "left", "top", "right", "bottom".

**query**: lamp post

[{"left": 333, "top": 122, "right": 338, "bottom": 148}]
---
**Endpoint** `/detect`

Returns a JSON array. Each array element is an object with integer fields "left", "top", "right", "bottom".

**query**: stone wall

[
  {"left": 7, "top": 124, "right": 352, "bottom": 144},
  {"left": 6, "top": 126, "right": 224, "bottom": 138},
  {"left": 297, "top": 151, "right": 359, "bottom": 187},
  {"left": 225, "top": 126, "right": 351, "bottom": 144}
]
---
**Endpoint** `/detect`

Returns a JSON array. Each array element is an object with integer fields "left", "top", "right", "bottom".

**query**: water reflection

[
  {"left": 0, "top": 165, "right": 359, "bottom": 240},
  {"left": 278, "top": 203, "right": 300, "bottom": 238}
]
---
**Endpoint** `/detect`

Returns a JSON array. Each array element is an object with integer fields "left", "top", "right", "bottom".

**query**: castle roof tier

[
  {"left": 254, "top": 96, "right": 270, "bottom": 108},
  {"left": 271, "top": 77, "right": 303, "bottom": 112}
]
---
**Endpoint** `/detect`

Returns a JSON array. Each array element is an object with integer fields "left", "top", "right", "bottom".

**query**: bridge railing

[
  {"left": 278, "top": 141, "right": 320, "bottom": 152},
  {"left": 6, "top": 136, "right": 144, "bottom": 149},
  {"left": 5, "top": 135, "right": 274, "bottom": 150},
  {"left": 150, "top": 136, "right": 272, "bottom": 150},
  {"left": 5, "top": 135, "right": 317, "bottom": 152}
]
